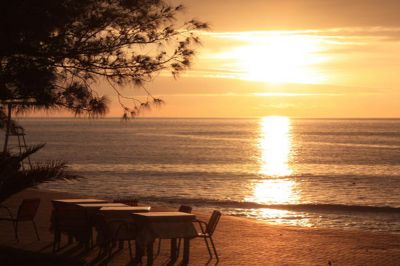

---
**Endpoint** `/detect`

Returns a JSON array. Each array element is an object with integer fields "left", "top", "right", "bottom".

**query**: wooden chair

[
  {"left": 0, "top": 198, "right": 41, "bottom": 241},
  {"left": 93, "top": 213, "right": 136, "bottom": 258},
  {"left": 93, "top": 213, "right": 113, "bottom": 257},
  {"left": 194, "top": 210, "right": 221, "bottom": 261},
  {"left": 156, "top": 205, "right": 193, "bottom": 256}
]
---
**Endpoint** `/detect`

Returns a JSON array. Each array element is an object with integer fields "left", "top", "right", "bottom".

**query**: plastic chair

[
  {"left": 0, "top": 198, "right": 41, "bottom": 241},
  {"left": 156, "top": 205, "right": 193, "bottom": 256},
  {"left": 194, "top": 210, "right": 221, "bottom": 261}
]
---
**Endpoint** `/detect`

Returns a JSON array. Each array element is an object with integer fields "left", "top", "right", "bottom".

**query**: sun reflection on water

[
  {"left": 259, "top": 116, "right": 292, "bottom": 177},
  {"left": 246, "top": 116, "right": 306, "bottom": 224},
  {"left": 252, "top": 179, "right": 299, "bottom": 204},
  {"left": 246, "top": 178, "right": 307, "bottom": 226}
]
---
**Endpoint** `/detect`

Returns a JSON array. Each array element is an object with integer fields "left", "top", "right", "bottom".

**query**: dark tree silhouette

[
  {"left": 0, "top": 0, "right": 207, "bottom": 201},
  {"left": 0, "top": 0, "right": 207, "bottom": 117}
]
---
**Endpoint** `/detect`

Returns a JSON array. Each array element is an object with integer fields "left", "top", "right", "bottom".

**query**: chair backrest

[
  {"left": 113, "top": 198, "right": 138, "bottom": 206},
  {"left": 206, "top": 210, "right": 221, "bottom": 236},
  {"left": 52, "top": 206, "right": 91, "bottom": 242},
  {"left": 178, "top": 205, "right": 192, "bottom": 213},
  {"left": 17, "top": 198, "right": 40, "bottom": 221},
  {"left": 93, "top": 214, "right": 136, "bottom": 241},
  {"left": 93, "top": 213, "right": 112, "bottom": 242}
]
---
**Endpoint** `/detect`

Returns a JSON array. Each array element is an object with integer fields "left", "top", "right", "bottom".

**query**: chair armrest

[
  {"left": 0, "top": 204, "right": 13, "bottom": 219},
  {"left": 107, "top": 219, "right": 135, "bottom": 227},
  {"left": 107, "top": 219, "right": 136, "bottom": 240},
  {"left": 108, "top": 219, "right": 134, "bottom": 229},
  {"left": 194, "top": 219, "right": 208, "bottom": 234}
]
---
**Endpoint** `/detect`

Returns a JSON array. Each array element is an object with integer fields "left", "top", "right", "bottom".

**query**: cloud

[
  {"left": 187, "top": 28, "right": 400, "bottom": 89},
  {"left": 178, "top": 0, "right": 400, "bottom": 31},
  {"left": 252, "top": 92, "right": 342, "bottom": 97},
  {"left": 201, "top": 27, "right": 400, "bottom": 42}
]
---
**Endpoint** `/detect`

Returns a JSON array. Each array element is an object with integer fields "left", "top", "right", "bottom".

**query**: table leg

[
  {"left": 147, "top": 242, "right": 154, "bottom": 266},
  {"left": 170, "top": 238, "right": 178, "bottom": 261},
  {"left": 118, "top": 240, "right": 124, "bottom": 249},
  {"left": 68, "top": 234, "right": 73, "bottom": 245},
  {"left": 182, "top": 238, "right": 190, "bottom": 265},
  {"left": 134, "top": 240, "right": 144, "bottom": 263},
  {"left": 53, "top": 230, "right": 61, "bottom": 252}
]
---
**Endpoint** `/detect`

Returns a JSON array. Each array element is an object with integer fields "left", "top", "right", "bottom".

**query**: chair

[
  {"left": 94, "top": 213, "right": 136, "bottom": 258},
  {"left": 178, "top": 205, "right": 192, "bottom": 213},
  {"left": 0, "top": 198, "right": 41, "bottom": 241},
  {"left": 52, "top": 206, "right": 92, "bottom": 252},
  {"left": 156, "top": 205, "right": 193, "bottom": 256},
  {"left": 194, "top": 210, "right": 221, "bottom": 261}
]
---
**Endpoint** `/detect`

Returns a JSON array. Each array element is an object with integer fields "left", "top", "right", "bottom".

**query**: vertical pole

[{"left": 2, "top": 103, "right": 12, "bottom": 154}]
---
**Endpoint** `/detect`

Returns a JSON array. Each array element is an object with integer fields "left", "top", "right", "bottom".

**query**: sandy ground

[{"left": 1, "top": 188, "right": 400, "bottom": 266}]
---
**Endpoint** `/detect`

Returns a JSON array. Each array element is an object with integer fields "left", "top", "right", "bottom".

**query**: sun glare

[
  {"left": 243, "top": 116, "right": 299, "bottom": 220},
  {"left": 216, "top": 33, "right": 328, "bottom": 84},
  {"left": 252, "top": 179, "right": 298, "bottom": 204},
  {"left": 259, "top": 116, "right": 293, "bottom": 177}
]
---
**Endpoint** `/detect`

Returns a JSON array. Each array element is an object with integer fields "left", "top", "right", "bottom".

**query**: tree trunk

[{"left": 2, "top": 103, "right": 12, "bottom": 154}]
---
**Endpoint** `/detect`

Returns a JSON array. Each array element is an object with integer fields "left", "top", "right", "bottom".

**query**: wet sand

[{"left": 1, "top": 188, "right": 400, "bottom": 265}]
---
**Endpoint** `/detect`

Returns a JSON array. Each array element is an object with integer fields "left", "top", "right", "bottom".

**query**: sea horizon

[
  {"left": 5, "top": 117, "right": 400, "bottom": 233},
  {"left": 12, "top": 116, "right": 400, "bottom": 120}
]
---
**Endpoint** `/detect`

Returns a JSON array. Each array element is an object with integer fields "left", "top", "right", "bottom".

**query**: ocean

[{"left": 6, "top": 117, "right": 400, "bottom": 233}]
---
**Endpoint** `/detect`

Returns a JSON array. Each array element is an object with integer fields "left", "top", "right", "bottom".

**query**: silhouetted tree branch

[{"left": 0, "top": 0, "right": 207, "bottom": 117}]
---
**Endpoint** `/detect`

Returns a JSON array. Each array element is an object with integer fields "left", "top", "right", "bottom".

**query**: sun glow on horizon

[{"left": 211, "top": 33, "right": 329, "bottom": 84}]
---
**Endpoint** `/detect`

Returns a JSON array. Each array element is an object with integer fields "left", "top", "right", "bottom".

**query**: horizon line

[{"left": 13, "top": 116, "right": 400, "bottom": 120}]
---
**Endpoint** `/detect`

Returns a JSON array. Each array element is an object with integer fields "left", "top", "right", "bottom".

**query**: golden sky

[{"left": 61, "top": 1, "right": 400, "bottom": 117}]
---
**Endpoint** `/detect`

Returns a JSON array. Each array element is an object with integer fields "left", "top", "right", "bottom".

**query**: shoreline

[
  {"left": 1, "top": 188, "right": 400, "bottom": 265},
  {"left": 38, "top": 186, "right": 400, "bottom": 234}
]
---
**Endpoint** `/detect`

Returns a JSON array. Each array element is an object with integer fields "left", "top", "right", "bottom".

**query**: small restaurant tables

[
  {"left": 132, "top": 212, "right": 197, "bottom": 265},
  {"left": 100, "top": 206, "right": 151, "bottom": 219},
  {"left": 51, "top": 199, "right": 199, "bottom": 264},
  {"left": 76, "top": 203, "right": 130, "bottom": 219},
  {"left": 51, "top": 198, "right": 109, "bottom": 209},
  {"left": 51, "top": 200, "right": 127, "bottom": 249},
  {"left": 100, "top": 206, "right": 152, "bottom": 249},
  {"left": 52, "top": 198, "right": 109, "bottom": 204},
  {"left": 76, "top": 202, "right": 128, "bottom": 211}
]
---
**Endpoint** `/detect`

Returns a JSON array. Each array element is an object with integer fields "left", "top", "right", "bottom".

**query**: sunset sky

[{"left": 83, "top": 1, "right": 400, "bottom": 117}]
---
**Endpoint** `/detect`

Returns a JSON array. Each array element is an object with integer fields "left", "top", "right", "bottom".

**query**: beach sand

[{"left": 1, "top": 188, "right": 400, "bottom": 265}]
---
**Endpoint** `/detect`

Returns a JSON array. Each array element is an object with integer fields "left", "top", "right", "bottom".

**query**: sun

[{"left": 218, "top": 32, "right": 329, "bottom": 84}]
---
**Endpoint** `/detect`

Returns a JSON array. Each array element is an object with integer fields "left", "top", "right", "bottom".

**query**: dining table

[
  {"left": 52, "top": 198, "right": 109, "bottom": 204},
  {"left": 77, "top": 203, "right": 131, "bottom": 225},
  {"left": 100, "top": 206, "right": 151, "bottom": 219},
  {"left": 51, "top": 198, "right": 109, "bottom": 209},
  {"left": 99, "top": 206, "right": 151, "bottom": 249},
  {"left": 50, "top": 199, "right": 113, "bottom": 249},
  {"left": 131, "top": 212, "right": 197, "bottom": 265},
  {"left": 51, "top": 201, "right": 127, "bottom": 248},
  {"left": 76, "top": 203, "right": 128, "bottom": 212}
]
